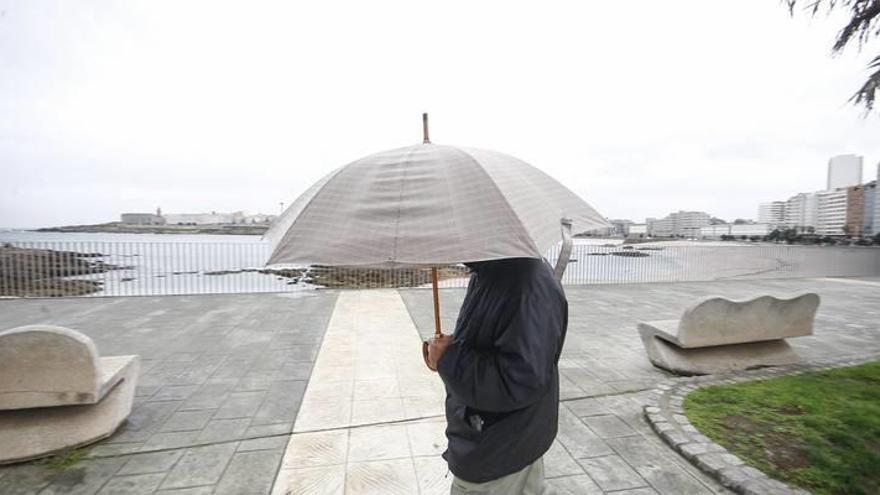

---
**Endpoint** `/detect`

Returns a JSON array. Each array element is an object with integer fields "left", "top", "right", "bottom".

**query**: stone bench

[
  {"left": 0, "top": 325, "right": 140, "bottom": 464},
  {"left": 637, "top": 293, "right": 820, "bottom": 375}
]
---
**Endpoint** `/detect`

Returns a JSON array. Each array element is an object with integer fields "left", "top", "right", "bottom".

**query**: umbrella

[{"left": 265, "top": 114, "right": 609, "bottom": 345}]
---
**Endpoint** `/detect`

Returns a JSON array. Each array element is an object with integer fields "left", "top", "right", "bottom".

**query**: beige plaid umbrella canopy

[{"left": 265, "top": 115, "right": 609, "bottom": 338}]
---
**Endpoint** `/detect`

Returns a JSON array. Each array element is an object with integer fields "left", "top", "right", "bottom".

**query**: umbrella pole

[{"left": 431, "top": 267, "right": 441, "bottom": 337}]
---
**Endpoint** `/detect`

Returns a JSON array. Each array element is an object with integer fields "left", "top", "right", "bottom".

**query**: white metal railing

[{"left": 1, "top": 241, "right": 879, "bottom": 297}]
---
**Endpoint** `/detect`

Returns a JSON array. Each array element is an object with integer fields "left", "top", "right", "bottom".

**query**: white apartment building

[
  {"left": 164, "top": 211, "right": 246, "bottom": 225},
  {"left": 650, "top": 211, "right": 711, "bottom": 238},
  {"left": 827, "top": 154, "right": 863, "bottom": 190},
  {"left": 816, "top": 189, "right": 848, "bottom": 235},
  {"left": 758, "top": 202, "right": 785, "bottom": 226},
  {"left": 699, "top": 225, "right": 730, "bottom": 239},
  {"left": 628, "top": 224, "right": 648, "bottom": 236},
  {"left": 782, "top": 192, "right": 819, "bottom": 230}
]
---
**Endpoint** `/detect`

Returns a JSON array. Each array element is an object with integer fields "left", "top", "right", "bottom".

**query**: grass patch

[
  {"left": 38, "top": 448, "right": 86, "bottom": 471},
  {"left": 684, "top": 361, "right": 880, "bottom": 495}
]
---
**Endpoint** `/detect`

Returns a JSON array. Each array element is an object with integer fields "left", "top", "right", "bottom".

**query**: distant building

[
  {"left": 827, "top": 154, "right": 863, "bottom": 190},
  {"left": 243, "top": 214, "right": 277, "bottom": 224},
  {"left": 163, "top": 211, "right": 246, "bottom": 225},
  {"left": 730, "top": 223, "right": 772, "bottom": 237},
  {"left": 758, "top": 202, "right": 785, "bottom": 227},
  {"left": 845, "top": 185, "right": 866, "bottom": 235},
  {"left": 699, "top": 225, "right": 730, "bottom": 239},
  {"left": 628, "top": 224, "right": 648, "bottom": 237},
  {"left": 650, "top": 211, "right": 711, "bottom": 238},
  {"left": 863, "top": 181, "right": 877, "bottom": 236},
  {"left": 700, "top": 224, "right": 772, "bottom": 239},
  {"left": 816, "top": 189, "right": 848, "bottom": 235},
  {"left": 121, "top": 208, "right": 165, "bottom": 225},
  {"left": 783, "top": 192, "right": 819, "bottom": 230},
  {"left": 608, "top": 219, "right": 634, "bottom": 236}
]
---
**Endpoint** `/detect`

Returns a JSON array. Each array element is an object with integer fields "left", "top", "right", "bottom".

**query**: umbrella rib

[{"left": 448, "top": 146, "right": 542, "bottom": 257}]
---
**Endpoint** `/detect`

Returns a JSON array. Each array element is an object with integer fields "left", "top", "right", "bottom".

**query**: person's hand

[{"left": 425, "top": 334, "right": 452, "bottom": 371}]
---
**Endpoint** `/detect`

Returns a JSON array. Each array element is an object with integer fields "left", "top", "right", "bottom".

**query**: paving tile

[
  {"left": 564, "top": 397, "right": 611, "bottom": 417},
  {"left": 413, "top": 456, "right": 452, "bottom": 495},
  {"left": 402, "top": 396, "right": 445, "bottom": 418},
  {"left": 583, "top": 414, "right": 638, "bottom": 438},
  {"left": 544, "top": 440, "right": 584, "bottom": 479},
  {"left": 195, "top": 418, "right": 251, "bottom": 443},
  {"left": 282, "top": 430, "right": 348, "bottom": 468},
  {"left": 347, "top": 424, "right": 411, "bottom": 462},
  {"left": 546, "top": 474, "right": 604, "bottom": 494},
  {"left": 345, "top": 458, "right": 418, "bottom": 495},
  {"left": 213, "top": 391, "right": 267, "bottom": 419},
  {"left": 579, "top": 454, "right": 648, "bottom": 492},
  {"left": 237, "top": 435, "right": 290, "bottom": 452},
  {"left": 293, "top": 397, "right": 353, "bottom": 432},
  {"left": 97, "top": 473, "right": 166, "bottom": 494},
  {"left": 214, "top": 450, "right": 283, "bottom": 495},
  {"left": 150, "top": 385, "right": 200, "bottom": 402},
  {"left": 155, "top": 486, "right": 215, "bottom": 494},
  {"left": 556, "top": 407, "right": 614, "bottom": 459},
  {"left": 161, "top": 409, "right": 215, "bottom": 432},
  {"left": 610, "top": 489, "right": 661, "bottom": 495},
  {"left": 108, "top": 400, "right": 182, "bottom": 443},
  {"left": 141, "top": 431, "right": 200, "bottom": 451},
  {"left": 0, "top": 464, "right": 54, "bottom": 494},
  {"left": 160, "top": 443, "right": 238, "bottom": 490},
  {"left": 353, "top": 378, "right": 401, "bottom": 401},
  {"left": 251, "top": 386, "right": 305, "bottom": 426},
  {"left": 40, "top": 458, "right": 128, "bottom": 495},
  {"left": 118, "top": 451, "right": 183, "bottom": 475},
  {"left": 280, "top": 362, "right": 314, "bottom": 380},
  {"left": 180, "top": 382, "right": 237, "bottom": 411},
  {"left": 88, "top": 443, "right": 145, "bottom": 456},
  {"left": 406, "top": 420, "right": 447, "bottom": 457},
  {"left": 246, "top": 422, "right": 293, "bottom": 438},
  {"left": 351, "top": 397, "right": 405, "bottom": 425},
  {"left": 274, "top": 465, "right": 345, "bottom": 495},
  {"left": 607, "top": 436, "right": 717, "bottom": 494}
]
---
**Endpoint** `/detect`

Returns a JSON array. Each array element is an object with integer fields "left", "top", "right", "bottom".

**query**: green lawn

[{"left": 684, "top": 361, "right": 880, "bottom": 495}]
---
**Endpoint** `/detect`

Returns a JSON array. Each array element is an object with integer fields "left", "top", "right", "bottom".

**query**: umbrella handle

[
  {"left": 553, "top": 218, "right": 573, "bottom": 282},
  {"left": 431, "top": 267, "right": 442, "bottom": 337}
]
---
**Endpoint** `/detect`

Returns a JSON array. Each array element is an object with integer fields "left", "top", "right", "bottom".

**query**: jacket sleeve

[{"left": 436, "top": 290, "right": 561, "bottom": 413}]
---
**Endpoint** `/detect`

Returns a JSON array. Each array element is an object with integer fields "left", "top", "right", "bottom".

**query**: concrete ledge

[
  {"left": 0, "top": 355, "right": 140, "bottom": 464},
  {"left": 641, "top": 353, "right": 880, "bottom": 495}
]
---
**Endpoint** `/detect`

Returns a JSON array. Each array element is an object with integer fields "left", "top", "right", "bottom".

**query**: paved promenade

[{"left": 0, "top": 276, "right": 878, "bottom": 494}]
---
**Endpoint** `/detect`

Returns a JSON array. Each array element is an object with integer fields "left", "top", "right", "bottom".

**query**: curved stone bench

[
  {"left": 0, "top": 325, "right": 139, "bottom": 464},
  {"left": 637, "top": 293, "right": 820, "bottom": 375}
]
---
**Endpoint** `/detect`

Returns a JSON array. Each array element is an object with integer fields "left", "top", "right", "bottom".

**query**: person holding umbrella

[
  {"left": 265, "top": 115, "right": 607, "bottom": 494},
  {"left": 426, "top": 257, "right": 567, "bottom": 494}
]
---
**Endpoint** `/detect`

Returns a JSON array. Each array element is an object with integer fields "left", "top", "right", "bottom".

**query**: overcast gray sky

[{"left": 2, "top": 0, "right": 879, "bottom": 229}]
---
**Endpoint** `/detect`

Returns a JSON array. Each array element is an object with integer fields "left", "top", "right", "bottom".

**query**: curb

[{"left": 642, "top": 353, "right": 880, "bottom": 495}]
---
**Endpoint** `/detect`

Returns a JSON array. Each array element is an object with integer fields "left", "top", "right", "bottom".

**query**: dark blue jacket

[{"left": 437, "top": 257, "right": 568, "bottom": 483}]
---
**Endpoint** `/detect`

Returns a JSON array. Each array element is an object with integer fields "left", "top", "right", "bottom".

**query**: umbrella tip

[{"left": 422, "top": 113, "right": 431, "bottom": 144}]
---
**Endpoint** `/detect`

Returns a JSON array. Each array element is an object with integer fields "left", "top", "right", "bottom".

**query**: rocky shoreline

[
  {"left": 0, "top": 244, "right": 124, "bottom": 297},
  {"left": 204, "top": 265, "right": 470, "bottom": 289}
]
